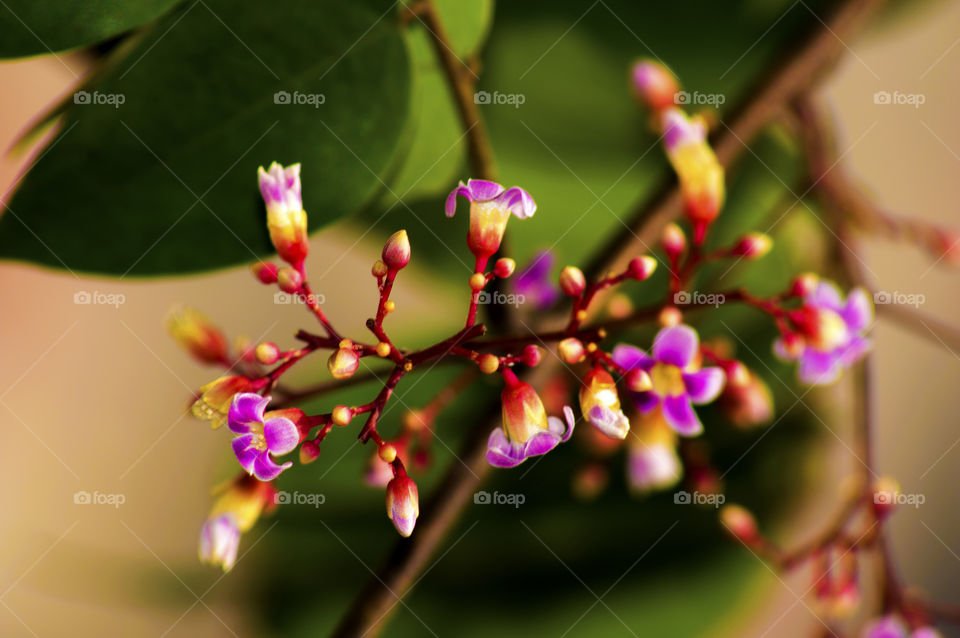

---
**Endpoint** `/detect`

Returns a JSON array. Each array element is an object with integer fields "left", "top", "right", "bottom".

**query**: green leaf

[
  {"left": 0, "top": 0, "right": 411, "bottom": 276},
  {"left": 0, "top": 0, "right": 183, "bottom": 58}
]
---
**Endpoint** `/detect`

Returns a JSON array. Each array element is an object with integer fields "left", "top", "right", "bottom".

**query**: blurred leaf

[
  {"left": 0, "top": 0, "right": 411, "bottom": 275},
  {"left": 0, "top": 0, "right": 183, "bottom": 58}
]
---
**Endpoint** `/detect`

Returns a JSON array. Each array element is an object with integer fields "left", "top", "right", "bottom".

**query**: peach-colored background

[{"left": 1, "top": 4, "right": 958, "bottom": 637}]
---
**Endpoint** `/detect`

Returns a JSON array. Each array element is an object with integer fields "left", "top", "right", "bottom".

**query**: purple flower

[
  {"left": 199, "top": 513, "right": 240, "bottom": 571},
  {"left": 775, "top": 281, "right": 873, "bottom": 385},
  {"left": 486, "top": 382, "right": 575, "bottom": 468},
  {"left": 515, "top": 250, "right": 560, "bottom": 309},
  {"left": 445, "top": 179, "right": 536, "bottom": 260},
  {"left": 228, "top": 393, "right": 300, "bottom": 481},
  {"left": 863, "top": 615, "right": 941, "bottom": 638},
  {"left": 612, "top": 324, "right": 725, "bottom": 436},
  {"left": 627, "top": 410, "right": 681, "bottom": 492}
]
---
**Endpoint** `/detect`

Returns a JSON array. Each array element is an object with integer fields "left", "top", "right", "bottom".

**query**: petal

[
  {"left": 838, "top": 335, "right": 871, "bottom": 367},
  {"left": 252, "top": 451, "right": 291, "bottom": 481},
  {"left": 652, "top": 325, "right": 699, "bottom": 367},
  {"left": 523, "top": 430, "right": 561, "bottom": 457},
  {"left": 588, "top": 404, "right": 630, "bottom": 439},
  {"left": 772, "top": 338, "right": 796, "bottom": 362},
  {"left": 228, "top": 393, "right": 268, "bottom": 433},
  {"left": 231, "top": 435, "right": 258, "bottom": 474},
  {"left": 807, "top": 281, "right": 843, "bottom": 311},
  {"left": 842, "top": 287, "right": 874, "bottom": 333},
  {"left": 611, "top": 344, "right": 654, "bottom": 371},
  {"left": 444, "top": 182, "right": 471, "bottom": 217},
  {"left": 485, "top": 429, "right": 523, "bottom": 468},
  {"left": 629, "top": 444, "right": 681, "bottom": 492},
  {"left": 798, "top": 349, "right": 841, "bottom": 385},
  {"left": 630, "top": 390, "right": 660, "bottom": 414},
  {"left": 263, "top": 417, "right": 299, "bottom": 455},
  {"left": 496, "top": 186, "right": 537, "bottom": 219},
  {"left": 683, "top": 367, "right": 725, "bottom": 404},
  {"left": 465, "top": 178, "right": 504, "bottom": 202},
  {"left": 662, "top": 395, "right": 703, "bottom": 436}
]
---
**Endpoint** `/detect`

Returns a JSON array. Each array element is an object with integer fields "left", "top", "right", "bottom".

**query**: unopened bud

[
  {"left": 790, "top": 273, "right": 818, "bottom": 298},
  {"left": 659, "top": 306, "right": 682, "bottom": 327},
  {"left": 277, "top": 267, "right": 302, "bottom": 293},
  {"left": 255, "top": 342, "right": 280, "bottom": 365},
  {"left": 733, "top": 233, "right": 772, "bottom": 259},
  {"left": 382, "top": 230, "right": 411, "bottom": 271},
  {"left": 384, "top": 300, "right": 396, "bottom": 313},
  {"left": 376, "top": 342, "right": 392, "bottom": 358},
  {"left": 627, "top": 255, "right": 658, "bottom": 280},
  {"left": 661, "top": 223, "right": 686, "bottom": 257},
  {"left": 631, "top": 60, "right": 679, "bottom": 112},
  {"left": 494, "top": 258, "right": 516, "bottom": 278},
  {"left": 469, "top": 273, "right": 487, "bottom": 291},
  {"left": 478, "top": 353, "right": 500, "bottom": 374},
  {"left": 558, "top": 337, "right": 585, "bottom": 364},
  {"left": 559, "top": 266, "right": 586, "bottom": 296},
  {"left": 331, "top": 405, "right": 353, "bottom": 426},
  {"left": 372, "top": 260, "right": 388, "bottom": 278},
  {"left": 625, "top": 368, "right": 652, "bottom": 392},
  {"left": 379, "top": 444, "right": 398, "bottom": 463},
  {"left": 328, "top": 347, "right": 359, "bottom": 380},
  {"left": 607, "top": 293, "right": 633, "bottom": 319},
  {"left": 251, "top": 262, "right": 279, "bottom": 284},
  {"left": 299, "top": 440, "right": 320, "bottom": 464},
  {"left": 386, "top": 474, "right": 419, "bottom": 537},
  {"left": 720, "top": 504, "right": 759, "bottom": 544},
  {"left": 521, "top": 344, "right": 543, "bottom": 367}
]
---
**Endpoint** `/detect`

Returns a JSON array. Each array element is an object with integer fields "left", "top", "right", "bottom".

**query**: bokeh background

[{"left": 0, "top": 1, "right": 957, "bottom": 636}]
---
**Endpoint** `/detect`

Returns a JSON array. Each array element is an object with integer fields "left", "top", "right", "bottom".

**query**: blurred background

[{"left": 0, "top": 1, "right": 957, "bottom": 636}]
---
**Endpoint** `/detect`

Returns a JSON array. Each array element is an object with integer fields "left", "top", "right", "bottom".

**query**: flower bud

[
  {"left": 631, "top": 60, "right": 679, "bottom": 111},
  {"left": 331, "top": 405, "right": 353, "bottom": 426},
  {"left": 382, "top": 230, "right": 411, "bottom": 271},
  {"left": 607, "top": 293, "right": 633, "bottom": 319},
  {"left": 478, "top": 353, "right": 500, "bottom": 374},
  {"left": 255, "top": 342, "right": 279, "bottom": 365},
  {"left": 200, "top": 475, "right": 275, "bottom": 571},
  {"left": 719, "top": 504, "right": 759, "bottom": 545},
  {"left": 521, "top": 344, "right": 542, "bottom": 367},
  {"left": 494, "top": 257, "right": 516, "bottom": 278},
  {"left": 721, "top": 370, "right": 773, "bottom": 428},
  {"left": 662, "top": 109, "right": 725, "bottom": 225},
  {"left": 625, "top": 368, "right": 652, "bottom": 392},
  {"left": 386, "top": 474, "right": 419, "bottom": 537},
  {"left": 659, "top": 306, "right": 683, "bottom": 327},
  {"left": 790, "top": 272, "right": 818, "bottom": 298},
  {"left": 371, "top": 260, "right": 388, "bottom": 278},
  {"left": 166, "top": 306, "right": 228, "bottom": 366},
  {"left": 872, "top": 476, "right": 901, "bottom": 520},
  {"left": 277, "top": 267, "right": 302, "bottom": 294},
  {"left": 579, "top": 367, "right": 630, "bottom": 440},
  {"left": 191, "top": 376, "right": 255, "bottom": 429},
  {"left": 328, "top": 347, "right": 359, "bottom": 380},
  {"left": 251, "top": 262, "right": 279, "bottom": 284},
  {"left": 732, "top": 233, "right": 772, "bottom": 259},
  {"left": 627, "top": 255, "right": 657, "bottom": 280},
  {"left": 559, "top": 266, "right": 586, "bottom": 296},
  {"left": 299, "top": 440, "right": 320, "bottom": 464},
  {"left": 469, "top": 273, "right": 487, "bottom": 291},
  {"left": 501, "top": 380, "right": 549, "bottom": 443},
  {"left": 258, "top": 162, "right": 309, "bottom": 267},
  {"left": 661, "top": 223, "right": 686, "bottom": 257},
  {"left": 379, "top": 444, "right": 398, "bottom": 463},
  {"left": 558, "top": 337, "right": 585, "bottom": 364}
]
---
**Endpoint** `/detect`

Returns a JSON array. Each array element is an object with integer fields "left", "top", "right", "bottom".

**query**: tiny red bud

[
  {"left": 300, "top": 440, "right": 320, "bottom": 464},
  {"left": 251, "top": 262, "right": 279, "bottom": 284},
  {"left": 254, "top": 342, "right": 279, "bottom": 365},
  {"left": 478, "top": 353, "right": 500, "bottom": 374},
  {"left": 469, "top": 273, "right": 487, "bottom": 291},
  {"left": 720, "top": 504, "right": 759, "bottom": 545},
  {"left": 627, "top": 255, "right": 657, "bottom": 280},
  {"left": 494, "top": 257, "right": 516, "bottom": 278},
  {"left": 372, "top": 260, "right": 388, "bottom": 278},
  {"left": 659, "top": 306, "right": 682, "bottom": 327},
  {"left": 790, "top": 273, "right": 818, "bottom": 298},
  {"left": 277, "top": 267, "right": 302, "bottom": 293},
  {"left": 382, "top": 230, "right": 411, "bottom": 271},
  {"left": 559, "top": 266, "right": 586, "bottom": 296},
  {"left": 558, "top": 337, "right": 585, "bottom": 364},
  {"left": 522, "top": 344, "right": 542, "bottom": 367},
  {"left": 331, "top": 405, "right": 353, "bottom": 426},
  {"left": 625, "top": 368, "right": 652, "bottom": 392},
  {"left": 379, "top": 444, "right": 398, "bottom": 463},
  {"left": 661, "top": 223, "right": 686, "bottom": 257},
  {"left": 733, "top": 233, "right": 772, "bottom": 259},
  {"left": 328, "top": 347, "right": 359, "bottom": 380},
  {"left": 386, "top": 474, "right": 419, "bottom": 537}
]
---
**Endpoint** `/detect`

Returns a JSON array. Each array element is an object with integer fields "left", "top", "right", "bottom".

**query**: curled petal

[
  {"left": 232, "top": 434, "right": 259, "bottom": 474},
  {"left": 683, "top": 367, "right": 725, "bottom": 404},
  {"left": 263, "top": 416, "right": 299, "bottom": 455},
  {"left": 444, "top": 182, "right": 472, "bottom": 217},
  {"left": 838, "top": 335, "right": 871, "bottom": 367},
  {"left": 496, "top": 186, "right": 537, "bottom": 219},
  {"left": 662, "top": 394, "right": 703, "bottom": 436},
  {"left": 587, "top": 404, "right": 630, "bottom": 440},
  {"left": 228, "top": 393, "right": 268, "bottom": 433},
  {"left": 485, "top": 428, "right": 524, "bottom": 468},
  {"left": 465, "top": 178, "right": 504, "bottom": 202},
  {"left": 807, "top": 281, "right": 844, "bottom": 311},
  {"left": 523, "top": 430, "right": 562, "bottom": 457},
  {"left": 611, "top": 344, "right": 654, "bottom": 371},
  {"left": 199, "top": 513, "right": 240, "bottom": 571},
  {"left": 629, "top": 444, "right": 681, "bottom": 492},
  {"left": 652, "top": 325, "right": 699, "bottom": 368},
  {"left": 252, "top": 451, "right": 291, "bottom": 482}
]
